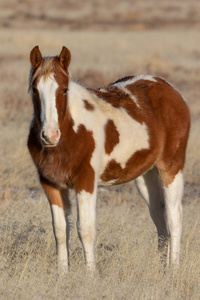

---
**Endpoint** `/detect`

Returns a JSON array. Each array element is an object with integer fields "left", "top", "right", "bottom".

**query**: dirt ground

[{"left": 0, "top": 1, "right": 200, "bottom": 299}]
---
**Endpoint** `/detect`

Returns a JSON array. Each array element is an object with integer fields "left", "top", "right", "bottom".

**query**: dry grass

[
  {"left": 0, "top": 194, "right": 200, "bottom": 299},
  {"left": 0, "top": 0, "right": 200, "bottom": 299}
]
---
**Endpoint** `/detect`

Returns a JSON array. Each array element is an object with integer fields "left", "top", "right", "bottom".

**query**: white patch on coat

[
  {"left": 99, "top": 88, "right": 107, "bottom": 92},
  {"left": 51, "top": 204, "right": 68, "bottom": 273},
  {"left": 112, "top": 75, "right": 156, "bottom": 88},
  {"left": 68, "top": 81, "right": 107, "bottom": 173},
  {"left": 68, "top": 80, "right": 150, "bottom": 180},
  {"left": 37, "top": 75, "right": 59, "bottom": 130},
  {"left": 101, "top": 112, "right": 149, "bottom": 170}
]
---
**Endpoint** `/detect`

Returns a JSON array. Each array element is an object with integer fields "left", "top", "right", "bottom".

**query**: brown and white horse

[{"left": 28, "top": 46, "right": 190, "bottom": 274}]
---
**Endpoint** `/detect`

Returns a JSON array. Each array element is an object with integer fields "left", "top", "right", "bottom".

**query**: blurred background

[
  {"left": 0, "top": 0, "right": 199, "bottom": 196},
  {"left": 0, "top": 1, "right": 200, "bottom": 298}
]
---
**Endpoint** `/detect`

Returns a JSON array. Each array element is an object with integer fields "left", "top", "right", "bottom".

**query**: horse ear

[
  {"left": 59, "top": 46, "right": 71, "bottom": 70},
  {"left": 30, "top": 46, "right": 42, "bottom": 69}
]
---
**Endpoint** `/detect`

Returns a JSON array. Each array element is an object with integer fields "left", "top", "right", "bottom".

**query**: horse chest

[{"left": 37, "top": 153, "right": 73, "bottom": 188}]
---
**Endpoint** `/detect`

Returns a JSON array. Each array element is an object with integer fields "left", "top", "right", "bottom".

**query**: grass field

[{"left": 0, "top": 1, "right": 200, "bottom": 299}]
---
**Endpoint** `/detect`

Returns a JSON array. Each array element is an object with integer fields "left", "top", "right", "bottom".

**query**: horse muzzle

[{"left": 40, "top": 127, "right": 61, "bottom": 147}]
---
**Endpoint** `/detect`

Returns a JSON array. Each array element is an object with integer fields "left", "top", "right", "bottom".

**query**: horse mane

[{"left": 28, "top": 56, "right": 69, "bottom": 93}]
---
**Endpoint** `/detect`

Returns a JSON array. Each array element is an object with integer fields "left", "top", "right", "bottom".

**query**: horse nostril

[
  {"left": 41, "top": 130, "right": 47, "bottom": 141},
  {"left": 40, "top": 130, "right": 49, "bottom": 144},
  {"left": 41, "top": 130, "right": 45, "bottom": 140}
]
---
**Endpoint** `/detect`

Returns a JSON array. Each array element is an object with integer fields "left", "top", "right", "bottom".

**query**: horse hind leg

[
  {"left": 135, "top": 167, "right": 170, "bottom": 264},
  {"left": 159, "top": 169, "right": 184, "bottom": 267}
]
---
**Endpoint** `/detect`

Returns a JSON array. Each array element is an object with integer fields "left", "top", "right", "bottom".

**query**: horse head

[{"left": 29, "top": 46, "right": 71, "bottom": 147}]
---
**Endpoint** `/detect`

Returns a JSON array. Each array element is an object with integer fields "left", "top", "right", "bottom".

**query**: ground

[{"left": 0, "top": 1, "right": 200, "bottom": 299}]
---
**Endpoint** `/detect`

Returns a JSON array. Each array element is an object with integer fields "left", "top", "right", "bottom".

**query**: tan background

[{"left": 0, "top": 1, "right": 200, "bottom": 299}]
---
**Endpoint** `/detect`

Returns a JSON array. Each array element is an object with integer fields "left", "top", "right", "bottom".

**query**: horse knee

[
  {"left": 51, "top": 205, "right": 67, "bottom": 244},
  {"left": 54, "top": 224, "right": 66, "bottom": 244}
]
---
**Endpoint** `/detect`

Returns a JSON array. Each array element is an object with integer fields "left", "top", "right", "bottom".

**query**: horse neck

[{"left": 68, "top": 80, "right": 94, "bottom": 117}]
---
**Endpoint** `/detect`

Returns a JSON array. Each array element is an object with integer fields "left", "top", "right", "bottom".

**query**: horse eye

[{"left": 63, "top": 88, "right": 68, "bottom": 94}]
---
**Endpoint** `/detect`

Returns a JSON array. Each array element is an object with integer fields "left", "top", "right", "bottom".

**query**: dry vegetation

[{"left": 0, "top": 1, "right": 200, "bottom": 299}]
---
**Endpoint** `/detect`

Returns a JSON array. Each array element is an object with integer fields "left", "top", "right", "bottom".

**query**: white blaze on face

[{"left": 37, "top": 75, "right": 59, "bottom": 131}]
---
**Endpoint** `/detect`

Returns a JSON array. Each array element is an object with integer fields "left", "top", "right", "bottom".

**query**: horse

[{"left": 28, "top": 45, "right": 190, "bottom": 274}]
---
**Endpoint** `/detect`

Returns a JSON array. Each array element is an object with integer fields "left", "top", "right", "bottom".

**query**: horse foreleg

[
  {"left": 76, "top": 189, "right": 97, "bottom": 274},
  {"left": 40, "top": 177, "right": 70, "bottom": 274}
]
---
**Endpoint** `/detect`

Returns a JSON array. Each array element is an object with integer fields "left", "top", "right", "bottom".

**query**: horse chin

[{"left": 43, "top": 143, "right": 58, "bottom": 148}]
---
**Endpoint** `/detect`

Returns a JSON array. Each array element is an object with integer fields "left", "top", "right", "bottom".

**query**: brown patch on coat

[
  {"left": 104, "top": 120, "right": 119, "bottom": 155},
  {"left": 40, "top": 176, "right": 71, "bottom": 212},
  {"left": 126, "top": 79, "right": 190, "bottom": 186},
  {"left": 149, "top": 80, "right": 190, "bottom": 187},
  {"left": 99, "top": 78, "right": 190, "bottom": 186},
  {"left": 54, "top": 64, "right": 70, "bottom": 128},
  {"left": 28, "top": 122, "right": 95, "bottom": 195},
  {"left": 100, "top": 159, "right": 122, "bottom": 182},
  {"left": 100, "top": 148, "right": 158, "bottom": 184},
  {"left": 83, "top": 99, "right": 95, "bottom": 111},
  {"left": 153, "top": 76, "right": 171, "bottom": 86}
]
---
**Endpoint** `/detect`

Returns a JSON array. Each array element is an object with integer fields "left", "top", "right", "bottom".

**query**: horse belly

[{"left": 98, "top": 145, "right": 157, "bottom": 186}]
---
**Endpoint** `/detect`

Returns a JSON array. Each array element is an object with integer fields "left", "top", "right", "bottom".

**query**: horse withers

[{"left": 28, "top": 46, "right": 190, "bottom": 274}]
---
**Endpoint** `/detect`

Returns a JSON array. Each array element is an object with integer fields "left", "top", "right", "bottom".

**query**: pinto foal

[{"left": 28, "top": 46, "right": 190, "bottom": 274}]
